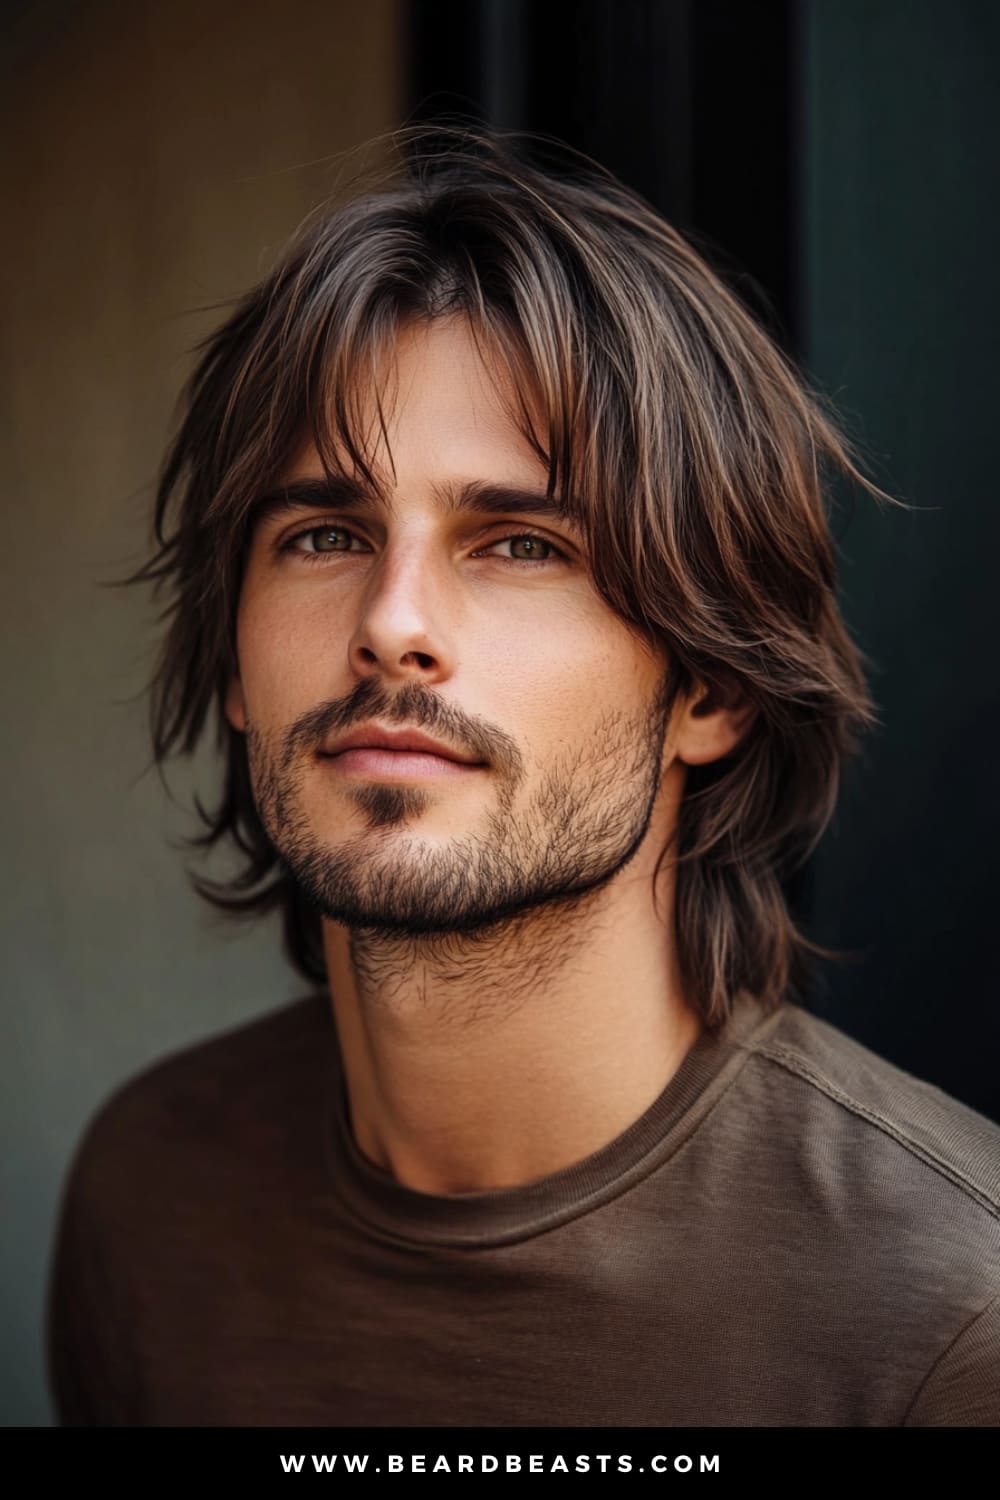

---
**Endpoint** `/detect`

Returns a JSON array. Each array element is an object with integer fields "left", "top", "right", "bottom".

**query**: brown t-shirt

[{"left": 46, "top": 988, "right": 1000, "bottom": 1426}]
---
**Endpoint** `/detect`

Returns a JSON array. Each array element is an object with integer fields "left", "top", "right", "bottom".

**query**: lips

[{"left": 321, "top": 725, "right": 484, "bottom": 765}]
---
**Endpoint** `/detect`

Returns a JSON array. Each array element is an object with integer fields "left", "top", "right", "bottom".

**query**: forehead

[
  {"left": 254, "top": 318, "right": 584, "bottom": 535},
  {"left": 295, "top": 316, "right": 547, "bottom": 483}
]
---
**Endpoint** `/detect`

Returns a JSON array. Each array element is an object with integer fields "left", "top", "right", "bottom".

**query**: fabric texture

[{"left": 46, "top": 988, "right": 1000, "bottom": 1426}]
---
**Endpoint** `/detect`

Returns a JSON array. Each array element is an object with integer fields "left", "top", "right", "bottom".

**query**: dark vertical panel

[
  {"left": 407, "top": 0, "right": 486, "bottom": 122},
  {"left": 407, "top": 0, "right": 797, "bottom": 346},
  {"left": 804, "top": 0, "right": 1000, "bottom": 1118},
  {"left": 521, "top": 0, "right": 695, "bottom": 228},
  {"left": 689, "top": 0, "right": 798, "bottom": 348}
]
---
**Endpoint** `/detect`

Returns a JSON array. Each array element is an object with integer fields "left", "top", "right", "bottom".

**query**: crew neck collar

[{"left": 322, "top": 989, "right": 783, "bottom": 1250}]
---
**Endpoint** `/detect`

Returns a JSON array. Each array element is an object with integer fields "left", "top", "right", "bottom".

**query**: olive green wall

[{"left": 1, "top": 0, "right": 401, "bottom": 1426}]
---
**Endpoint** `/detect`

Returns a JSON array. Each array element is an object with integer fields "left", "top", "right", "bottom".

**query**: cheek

[
  {"left": 236, "top": 591, "right": 329, "bottom": 724},
  {"left": 478, "top": 604, "right": 652, "bottom": 759}
]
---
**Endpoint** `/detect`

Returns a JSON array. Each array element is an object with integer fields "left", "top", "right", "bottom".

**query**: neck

[{"left": 322, "top": 850, "right": 703, "bottom": 1196}]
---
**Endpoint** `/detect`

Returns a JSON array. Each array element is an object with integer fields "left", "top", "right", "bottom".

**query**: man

[{"left": 47, "top": 130, "right": 999, "bottom": 1427}]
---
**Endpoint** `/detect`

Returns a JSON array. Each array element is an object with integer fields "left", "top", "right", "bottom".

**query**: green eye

[
  {"left": 506, "top": 535, "right": 550, "bottom": 560},
  {"left": 310, "top": 527, "right": 351, "bottom": 552}
]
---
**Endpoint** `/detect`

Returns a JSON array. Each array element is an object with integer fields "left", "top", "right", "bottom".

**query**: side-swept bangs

[{"left": 136, "top": 129, "right": 902, "bottom": 1028}]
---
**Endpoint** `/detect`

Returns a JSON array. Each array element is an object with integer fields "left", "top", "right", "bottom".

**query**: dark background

[{"left": 409, "top": 0, "right": 1000, "bottom": 1123}]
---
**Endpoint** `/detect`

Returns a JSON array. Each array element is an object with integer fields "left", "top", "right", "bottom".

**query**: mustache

[{"left": 274, "top": 677, "right": 521, "bottom": 778}]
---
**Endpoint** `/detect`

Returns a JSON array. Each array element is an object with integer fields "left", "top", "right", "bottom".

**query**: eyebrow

[{"left": 247, "top": 476, "right": 583, "bottom": 535}]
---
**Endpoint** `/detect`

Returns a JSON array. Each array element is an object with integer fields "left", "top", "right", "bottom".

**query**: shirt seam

[
  {"left": 899, "top": 1289, "right": 1000, "bottom": 1426},
  {"left": 322, "top": 1017, "right": 778, "bottom": 1253},
  {"left": 756, "top": 1041, "right": 1000, "bottom": 1220}
]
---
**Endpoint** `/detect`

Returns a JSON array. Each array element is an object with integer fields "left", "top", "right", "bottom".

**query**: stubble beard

[{"left": 244, "top": 682, "right": 673, "bottom": 947}]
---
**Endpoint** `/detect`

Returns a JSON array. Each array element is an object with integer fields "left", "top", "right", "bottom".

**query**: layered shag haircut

[{"left": 136, "top": 127, "right": 899, "bottom": 1031}]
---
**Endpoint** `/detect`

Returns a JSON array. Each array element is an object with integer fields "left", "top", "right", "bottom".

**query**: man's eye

[
  {"left": 481, "top": 533, "right": 564, "bottom": 565},
  {"left": 284, "top": 525, "right": 362, "bottom": 555},
  {"left": 279, "top": 525, "right": 566, "bottom": 566}
]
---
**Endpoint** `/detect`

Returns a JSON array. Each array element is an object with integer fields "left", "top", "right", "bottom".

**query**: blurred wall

[
  {"left": 1, "top": 0, "right": 401, "bottom": 1426},
  {"left": 803, "top": 0, "right": 1000, "bottom": 1113}
]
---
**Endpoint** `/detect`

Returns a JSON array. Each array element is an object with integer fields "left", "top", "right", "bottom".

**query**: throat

[{"left": 320, "top": 838, "right": 697, "bottom": 1197}]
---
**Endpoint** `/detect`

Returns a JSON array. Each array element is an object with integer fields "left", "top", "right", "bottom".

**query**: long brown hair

[{"left": 133, "top": 127, "right": 902, "bottom": 1031}]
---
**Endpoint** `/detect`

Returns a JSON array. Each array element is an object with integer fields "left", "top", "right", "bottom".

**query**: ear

[
  {"left": 671, "top": 675, "right": 757, "bottom": 768},
  {"left": 224, "top": 672, "right": 247, "bottom": 734}
]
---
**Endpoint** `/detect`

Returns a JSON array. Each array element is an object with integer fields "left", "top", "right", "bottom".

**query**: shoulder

[
  {"left": 47, "top": 993, "right": 334, "bottom": 1424},
  {"left": 718, "top": 999, "right": 1000, "bottom": 1424},
  {"left": 745, "top": 1000, "right": 1000, "bottom": 1218},
  {"left": 56, "top": 992, "right": 335, "bottom": 1220},
  {"left": 86, "top": 989, "right": 330, "bottom": 1121}
]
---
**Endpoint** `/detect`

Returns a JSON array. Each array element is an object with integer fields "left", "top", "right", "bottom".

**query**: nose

[{"left": 345, "top": 535, "right": 457, "bottom": 686}]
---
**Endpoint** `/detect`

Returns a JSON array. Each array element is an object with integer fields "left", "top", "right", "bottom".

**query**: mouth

[
  {"left": 318, "top": 747, "right": 488, "bottom": 780},
  {"left": 317, "top": 719, "right": 490, "bottom": 780}
]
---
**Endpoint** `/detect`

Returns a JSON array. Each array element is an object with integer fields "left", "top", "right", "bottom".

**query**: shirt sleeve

[
  {"left": 46, "top": 1124, "right": 138, "bottom": 1427},
  {"left": 902, "top": 1293, "right": 1000, "bottom": 1426}
]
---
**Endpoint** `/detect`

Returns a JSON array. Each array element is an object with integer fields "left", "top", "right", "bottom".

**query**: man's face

[{"left": 227, "top": 316, "right": 680, "bottom": 939}]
